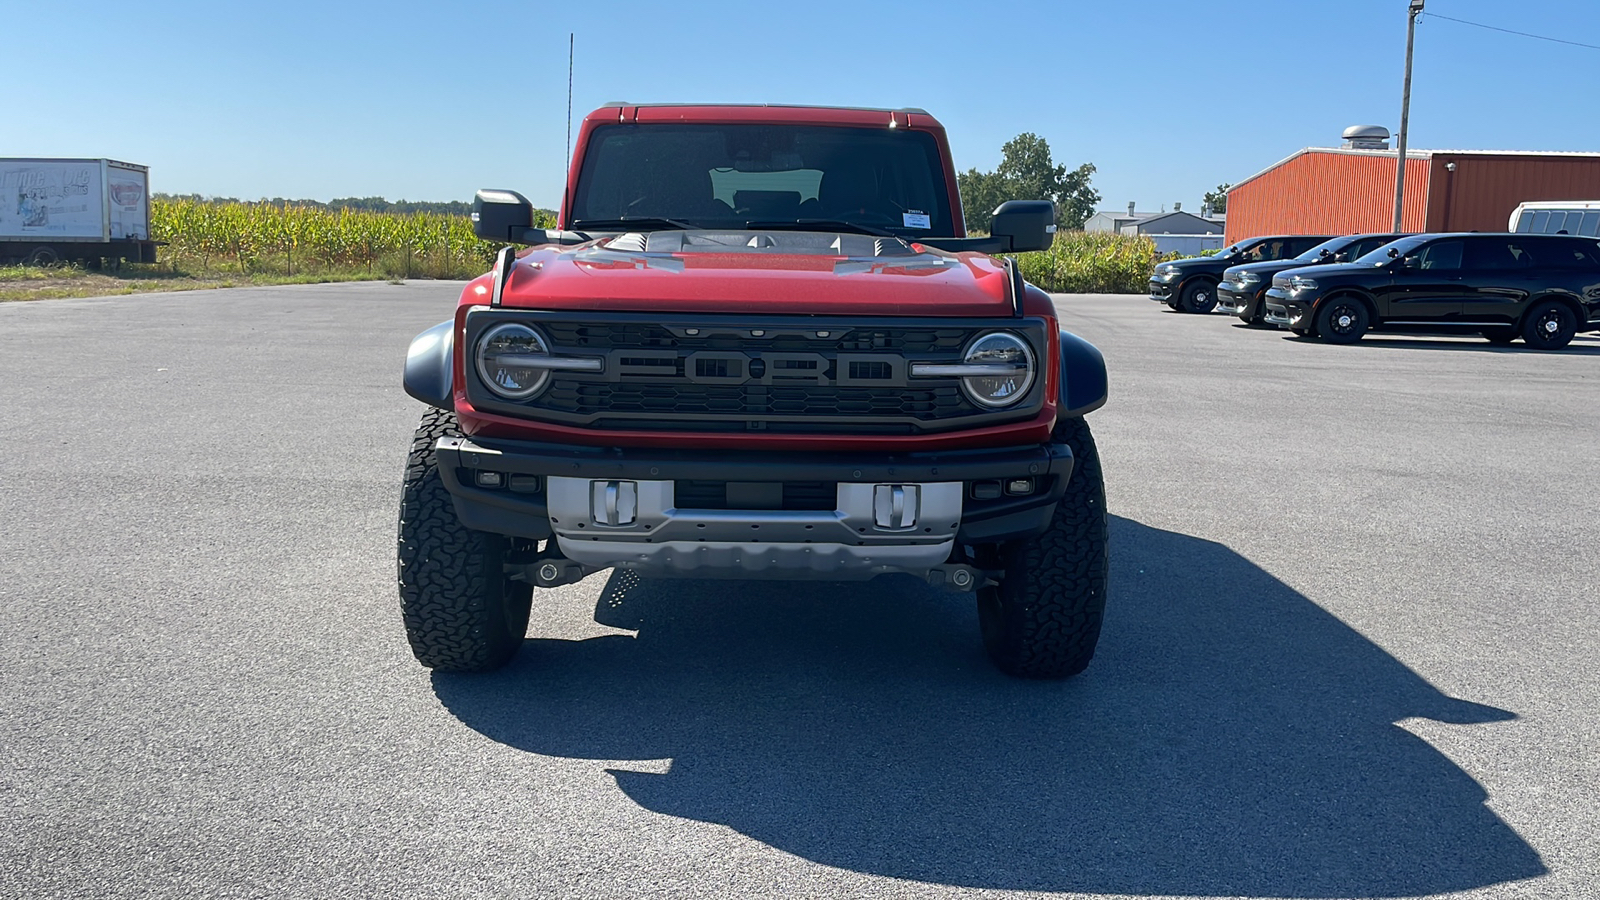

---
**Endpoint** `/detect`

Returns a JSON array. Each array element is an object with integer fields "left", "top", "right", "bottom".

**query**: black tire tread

[
  {"left": 396, "top": 408, "right": 531, "bottom": 671},
  {"left": 978, "top": 416, "right": 1109, "bottom": 678},
  {"left": 1520, "top": 300, "right": 1577, "bottom": 350},
  {"left": 1180, "top": 280, "right": 1217, "bottom": 314}
]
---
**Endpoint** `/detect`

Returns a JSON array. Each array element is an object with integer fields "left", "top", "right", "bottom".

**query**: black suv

[
  {"left": 1261, "top": 233, "right": 1600, "bottom": 349},
  {"left": 1150, "top": 235, "right": 1333, "bottom": 313},
  {"left": 1217, "top": 233, "right": 1407, "bottom": 326}
]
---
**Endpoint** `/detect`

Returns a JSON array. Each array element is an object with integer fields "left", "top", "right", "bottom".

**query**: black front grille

[
  {"left": 468, "top": 313, "right": 1047, "bottom": 434},
  {"left": 542, "top": 381, "right": 969, "bottom": 419}
]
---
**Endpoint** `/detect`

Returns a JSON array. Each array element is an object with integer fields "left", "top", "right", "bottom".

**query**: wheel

[
  {"left": 24, "top": 246, "right": 59, "bottom": 266},
  {"left": 1179, "top": 281, "right": 1218, "bottom": 314},
  {"left": 975, "top": 416, "right": 1109, "bottom": 679},
  {"left": 1165, "top": 298, "right": 1180, "bottom": 310},
  {"left": 1482, "top": 329, "right": 1517, "bottom": 346},
  {"left": 1520, "top": 300, "right": 1577, "bottom": 350},
  {"left": 1314, "top": 296, "right": 1370, "bottom": 344},
  {"left": 397, "top": 407, "right": 534, "bottom": 671}
]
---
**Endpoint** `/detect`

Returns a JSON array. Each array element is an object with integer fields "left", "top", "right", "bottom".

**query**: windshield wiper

[
  {"left": 569, "top": 216, "right": 697, "bottom": 231},
  {"left": 744, "top": 219, "right": 897, "bottom": 238}
]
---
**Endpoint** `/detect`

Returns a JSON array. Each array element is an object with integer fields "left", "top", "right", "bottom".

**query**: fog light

[
  {"left": 1005, "top": 478, "right": 1034, "bottom": 495},
  {"left": 508, "top": 474, "right": 542, "bottom": 493},
  {"left": 475, "top": 470, "right": 505, "bottom": 489},
  {"left": 971, "top": 481, "right": 1002, "bottom": 500}
]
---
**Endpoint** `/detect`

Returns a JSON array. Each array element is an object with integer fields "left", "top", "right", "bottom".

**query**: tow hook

[
  {"left": 505, "top": 557, "right": 595, "bottom": 588},
  {"left": 925, "top": 564, "right": 997, "bottom": 592}
]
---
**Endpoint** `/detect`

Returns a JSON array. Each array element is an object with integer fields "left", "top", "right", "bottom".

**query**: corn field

[
  {"left": 1012, "top": 231, "right": 1173, "bottom": 294},
  {"left": 149, "top": 199, "right": 1165, "bottom": 291},
  {"left": 150, "top": 199, "right": 552, "bottom": 279}
]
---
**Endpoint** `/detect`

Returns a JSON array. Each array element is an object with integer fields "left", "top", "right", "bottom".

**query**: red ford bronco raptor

[{"left": 399, "top": 103, "right": 1110, "bottom": 678}]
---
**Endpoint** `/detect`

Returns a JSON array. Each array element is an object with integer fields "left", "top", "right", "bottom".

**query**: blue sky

[{"left": 8, "top": 0, "right": 1597, "bottom": 213}]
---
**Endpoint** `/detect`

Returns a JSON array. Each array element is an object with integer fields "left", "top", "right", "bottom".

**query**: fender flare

[
  {"left": 1315, "top": 288, "right": 1379, "bottom": 322},
  {"left": 1057, "top": 330, "right": 1108, "bottom": 418},
  {"left": 403, "top": 320, "right": 455, "bottom": 410}
]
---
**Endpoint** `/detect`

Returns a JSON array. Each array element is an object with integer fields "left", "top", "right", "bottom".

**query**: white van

[{"left": 1509, "top": 201, "right": 1600, "bottom": 236}]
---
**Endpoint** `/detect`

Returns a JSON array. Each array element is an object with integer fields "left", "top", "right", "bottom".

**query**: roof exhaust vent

[
  {"left": 1342, "top": 125, "right": 1392, "bottom": 150},
  {"left": 1127, "top": 201, "right": 1136, "bottom": 216}
]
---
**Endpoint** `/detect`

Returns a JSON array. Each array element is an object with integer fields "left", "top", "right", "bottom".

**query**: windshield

[
  {"left": 570, "top": 123, "right": 955, "bottom": 236},
  {"left": 1354, "top": 235, "right": 1429, "bottom": 266},
  {"left": 1294, "top": 236, "right": 1356, "bottom": 262}
]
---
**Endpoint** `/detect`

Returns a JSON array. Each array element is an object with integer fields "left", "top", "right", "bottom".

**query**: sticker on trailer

[
  {"left": 0, "top": 162, "right": 104, "bottom": 239},
  {"left": 108, "top": 172, "right": 148, "bottom": 240}
]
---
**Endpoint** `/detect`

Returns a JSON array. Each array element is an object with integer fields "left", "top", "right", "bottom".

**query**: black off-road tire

[
  {"left": 397, "top": 408, "right": 533, "bottom": 671},
  {"left": 1314, "top": 296, "right": 1370, "bottom": 344},
  {"left": 1180, "top": 281, "right": 1218, "bottom": 314},
  {"left": 975, "top": 416, "right": 1109, "bottom": 679},
  {"left": 1520, "top": 300, "right": 1577, "bottom": 350}
]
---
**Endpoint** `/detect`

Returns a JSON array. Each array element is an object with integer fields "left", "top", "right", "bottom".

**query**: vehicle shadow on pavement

[{"left": 432, "top": 515, "right": 1546, "bottom": 896}]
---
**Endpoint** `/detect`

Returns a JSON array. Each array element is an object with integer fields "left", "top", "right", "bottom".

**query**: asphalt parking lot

[{"left": 2, "top": 283, "right": 1597, "bottom": 899}]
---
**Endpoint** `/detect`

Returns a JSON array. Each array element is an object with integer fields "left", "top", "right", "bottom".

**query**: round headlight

[
  {"left": 960, "top": 332, "right": 1035, "bottom": 408},
  {"left": 476, "top": 323, "right": 552, "bottom": 400}
]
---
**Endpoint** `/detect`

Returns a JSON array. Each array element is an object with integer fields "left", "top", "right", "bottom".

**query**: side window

[
  {"left": 1530, "top": 210, "right": 1551, "bottom": 233},
  {"left": 1262, "top": 240, "right": 1290, "bottom": 260},
  {"left": 1354, "top": 238, "right": 1387, "bottom": 258},
  {"left": 1466, "top": 239, "right": 1533, "bottom": 270},
  {"left": 1532, "top": 239, "right": 1600, "bottom": 269},
  {"left": 1516, "top": 211, "right": 1535, "bottom": 233},
  {"left": 1416, "top": 241, "right": 1463, "bottom": 270},
  {"left": 1579, "top": 212, "right": 1600, "bottom": 237}
]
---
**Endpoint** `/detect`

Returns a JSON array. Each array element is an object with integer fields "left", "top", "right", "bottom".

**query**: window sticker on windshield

[{"left": 902, "top": 210, "right": 931, "bottom": 229}]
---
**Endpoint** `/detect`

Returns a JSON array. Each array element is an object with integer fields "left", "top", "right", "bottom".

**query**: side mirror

[
  {"left": 472, "top": 188, "right": 589, "bottom": 246},
  {"left": 1387, "top": 247, "right": 1401, "bottom": 258},
  {"left": 472, "top": 189, "right": 534, "bottom": 241},
  {"left": 1400, "top": 256, "right": 1420, "bottom": 269},
  {"left": 1319, "top": 249, "right": 1333, "bottom": 258},
  {"left": 990, "top": 200, "right": 1056, "bottom": 252},
  {"left": 1333, "top": 252, "right": 1349, "bottom": 262}
]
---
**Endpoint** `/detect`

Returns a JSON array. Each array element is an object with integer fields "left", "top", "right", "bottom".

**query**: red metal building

[{"left": 1225, "top": 147, "right": 1600, "bottom": 243}]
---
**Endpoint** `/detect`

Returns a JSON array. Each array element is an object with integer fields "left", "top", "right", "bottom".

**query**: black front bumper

[
  {"left": 435, "top": 435, "right": 1074, "bottom": 545},
  {"left": 1262, "top": 286, "right": 1313, "bottom": 328},
  {"left": 1149, "top": 277, "right": 1178, "bottom": 302},
  {"left": 1216, "top": 283, "right": 1265, "bottom": 317}
]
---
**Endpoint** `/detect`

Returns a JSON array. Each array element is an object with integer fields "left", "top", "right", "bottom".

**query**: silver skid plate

[{"left": 546, "top": 477, "right": 962, "bottom": 579}]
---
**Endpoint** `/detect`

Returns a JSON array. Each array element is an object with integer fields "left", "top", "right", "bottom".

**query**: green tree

[
  {"left": 1203, "top": 183, "right": 1232, "bottom": 215},
  {"left": 958, "top": 133, "right": 1100, "bottom": 233}
]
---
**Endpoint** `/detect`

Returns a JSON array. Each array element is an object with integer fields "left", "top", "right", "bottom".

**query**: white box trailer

[{"left": 0, "top": 158, "right": 158, "bottom": 265}]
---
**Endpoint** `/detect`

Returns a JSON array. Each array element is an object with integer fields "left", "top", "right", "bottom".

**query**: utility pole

[{"left": 1392, "top": 0, "right": 1423, "bottom": 232}]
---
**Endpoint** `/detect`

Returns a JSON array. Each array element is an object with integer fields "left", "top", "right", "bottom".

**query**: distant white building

[
  {"left": 1084, "top": 203, "right": 1226, "bottom": 249},
  {"left": 1084, "top": 204, "right": 1226, "bottom": 254}
]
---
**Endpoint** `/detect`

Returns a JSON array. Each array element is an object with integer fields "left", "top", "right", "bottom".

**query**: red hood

[{"left": 465, "top": 232, "right": 1013, "bottom": 317}]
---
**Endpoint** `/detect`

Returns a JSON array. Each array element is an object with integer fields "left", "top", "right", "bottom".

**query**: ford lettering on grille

[{"left": 466, "top": 315, "right": 1046, "bottom": 434}]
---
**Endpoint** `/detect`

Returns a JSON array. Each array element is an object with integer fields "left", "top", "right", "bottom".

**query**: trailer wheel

[{"left": 24, "top": 246, "right": 60, "bottom": 267}]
